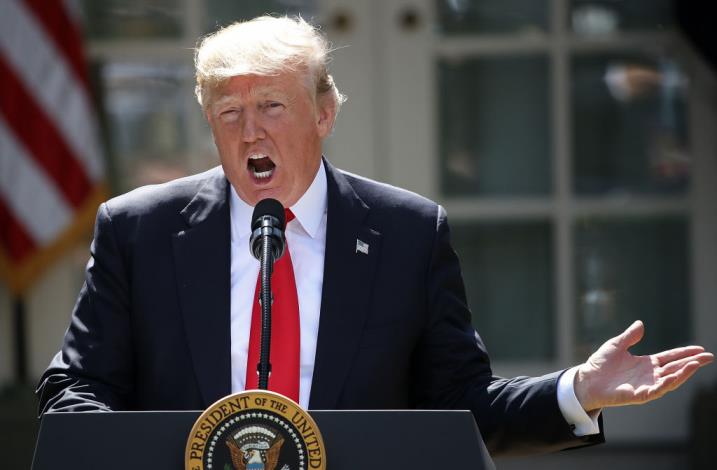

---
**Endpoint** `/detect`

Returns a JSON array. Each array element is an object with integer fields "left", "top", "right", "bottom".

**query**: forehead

[{"left": 213, "top": 73, "right": 308, "bottom": 103}]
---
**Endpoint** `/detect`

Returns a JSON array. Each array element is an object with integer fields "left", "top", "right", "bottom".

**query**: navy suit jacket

[{"left": 37, "top": 159, "right": 603, "bottom": 455}]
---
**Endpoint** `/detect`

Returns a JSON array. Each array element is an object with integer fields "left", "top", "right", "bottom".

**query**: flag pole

[{"left": 13, "top": 296, "right": 27, "bottom": 383}]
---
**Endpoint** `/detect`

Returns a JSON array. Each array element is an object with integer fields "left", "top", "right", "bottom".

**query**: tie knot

[{"left": 285, "top": 208, "right": 295, "bottom": 225}]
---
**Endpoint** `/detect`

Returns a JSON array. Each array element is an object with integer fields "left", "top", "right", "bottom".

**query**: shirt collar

[{"left": 229, "top": 160, "right": 327, "bottom": 239}]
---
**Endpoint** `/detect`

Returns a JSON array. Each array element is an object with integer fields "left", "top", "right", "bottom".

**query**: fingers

[
  {"left": 653, "top": 346, "right": 711, "bottom": 366},
  {"left": 615, "top": 320, "right": 644, "bottom": 349},
  {"left": 658, "top": 352, "right": 714, "bottom": 376},
  {"left": 648, "top": 360, "right": 702, "bottom": 400}
]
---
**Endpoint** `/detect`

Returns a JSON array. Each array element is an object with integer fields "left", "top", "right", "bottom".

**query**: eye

[
  {"left": 263, "top": 101, "right": 284, "bottom": 116},
  {"left": 218, "top": 109, "right": 240, "bottom": 123}
]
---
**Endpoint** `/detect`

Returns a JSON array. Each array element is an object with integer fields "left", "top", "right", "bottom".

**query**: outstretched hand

[{"left": 574, "top": 320, "right": 714, "bottom": 412}]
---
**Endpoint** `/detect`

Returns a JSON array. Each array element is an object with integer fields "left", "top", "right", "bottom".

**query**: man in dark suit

[{"left": 37, "top": 16, "right": 712, "bottom": 456}]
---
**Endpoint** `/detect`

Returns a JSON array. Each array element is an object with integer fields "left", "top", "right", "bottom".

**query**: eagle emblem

[
  {"left": 185, "top": 391, "right": 324, "bottom": 470},
  {"left": 226, "top": 425, "right": 285, "bottom": 470}
]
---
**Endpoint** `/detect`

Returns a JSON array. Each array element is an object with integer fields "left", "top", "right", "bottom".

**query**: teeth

[
  {"left": 253, "top": 168, "right": 274, "bottom": 179},
  {"left": 249, "top": 154, "right": 268, "bottom": 160}
]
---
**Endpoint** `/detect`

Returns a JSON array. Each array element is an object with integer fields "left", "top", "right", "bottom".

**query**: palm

[{"left": 575, "top": 321, "right": 713, "bottom": 412}]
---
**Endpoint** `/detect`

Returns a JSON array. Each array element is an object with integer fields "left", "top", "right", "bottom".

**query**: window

[{"left": 386, "top": 0, "right": 703, "bottom": 372}]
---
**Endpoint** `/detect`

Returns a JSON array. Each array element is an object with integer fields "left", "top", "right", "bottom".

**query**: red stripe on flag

[
  {"left": 0, "top": 55, "right": 92, "bottom": 209},
  {"left": 21, "top": 0, "right": 91, "bottom": 90},
  {"left": 0, "top": 198, "right": 37, "bottom": 263}
]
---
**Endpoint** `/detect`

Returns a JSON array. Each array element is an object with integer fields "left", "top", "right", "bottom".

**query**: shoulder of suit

[
  {"left": 102, "top": 166, "right": 225, "bottom": 220},
  {"left": 338, "top": 169, "right": 440, "bottom": 220}
]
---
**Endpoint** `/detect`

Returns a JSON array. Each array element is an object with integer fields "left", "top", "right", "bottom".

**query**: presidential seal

[{"left": 185, "top": 390, "right": 326, "bottom": 470}]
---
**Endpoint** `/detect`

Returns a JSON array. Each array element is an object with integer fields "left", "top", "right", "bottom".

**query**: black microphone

[
  {"left": 248, "top": 198, "right": 287, "bottom": 390},
  {"left": 250, "top": 198, "right": 286, "bottom": 261}
]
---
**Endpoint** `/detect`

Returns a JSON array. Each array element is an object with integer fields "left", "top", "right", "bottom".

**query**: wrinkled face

[{"left": 206, "top": 72, "right": 335, "bottom": 207}]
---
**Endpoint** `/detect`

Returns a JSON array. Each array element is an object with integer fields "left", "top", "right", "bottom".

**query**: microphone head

[
  {"left": 250, "top": 198, "right": 286, "bottom": 260},
  {"left": 251, "top": 198, "right": 286, "bottom": 231}
]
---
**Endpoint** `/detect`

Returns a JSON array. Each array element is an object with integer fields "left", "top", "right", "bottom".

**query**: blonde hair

[{"left": 194, "top": 15, "right": 345, "bottom": 112}]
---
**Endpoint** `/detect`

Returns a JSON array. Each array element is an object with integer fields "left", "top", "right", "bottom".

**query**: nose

[{"left": 241, "top": 110, "right": 266, "bottom": 142}]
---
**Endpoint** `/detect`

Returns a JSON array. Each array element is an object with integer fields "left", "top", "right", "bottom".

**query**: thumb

[{"left": 615, "top": 320, "right": 644, "bottom": 349}]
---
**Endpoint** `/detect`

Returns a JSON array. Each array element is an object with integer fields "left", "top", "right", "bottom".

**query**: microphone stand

[
  {"left": 249, "top": 199, "right": 286, "bottom": 392},
  {"left": 258, "top": 226, "right": 276, "bottom": 390}
]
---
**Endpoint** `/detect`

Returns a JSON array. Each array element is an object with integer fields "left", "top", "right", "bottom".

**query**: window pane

[
  {"left": 439, "top": 56, "right": 552, "bottom": 196},
  {"left": 572, "top": 54, "right": 689, "bottom": 195},
  {"left": 205, "top": 0, "right": 316, "bottom": 32},
  {"left": 452, "top": 221, "right": 554, "bottom": 360},
  {"left": 574, "top": 216, "right": 690, "bottom": 358},
  {"left": 570, "top": 0, "right": 675, "bottom": 36},
  {"left": 436, "top": 0, "right": 549, "bottom": 35},
  {"left": 94, "top": 61, "right": 192, "bottom": 192},
  {"left": 81, "top": 0, "right": 183, "bottom": 40}
]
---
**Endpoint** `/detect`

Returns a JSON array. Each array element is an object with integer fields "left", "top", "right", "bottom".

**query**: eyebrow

[{"left": 214, "top": 86, "right": 290, "bottom": 105}]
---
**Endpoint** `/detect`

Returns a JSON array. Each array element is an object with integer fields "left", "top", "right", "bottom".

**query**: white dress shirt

[
  {"left": 228, "top": 161, "right": 599, "bottom": 434},
  {"left": 230, "top": 162, "right": 327, "bottom": 409}
]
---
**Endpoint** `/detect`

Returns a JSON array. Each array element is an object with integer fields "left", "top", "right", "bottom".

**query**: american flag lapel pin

[{"left": 356, "top": 239, "right": 369, "bottom": 255}]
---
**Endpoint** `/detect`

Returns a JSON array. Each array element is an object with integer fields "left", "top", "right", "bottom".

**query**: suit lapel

[
  {"left": 309, "top": 161, "right": 382, "bottom": 409},
  {"left": 172, "top": 168, "right": 232, "bottom": 407}
]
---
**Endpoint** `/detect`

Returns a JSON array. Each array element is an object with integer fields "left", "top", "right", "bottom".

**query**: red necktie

[{"left": 245, "top": 209, "right": 300, "bottom": 402}]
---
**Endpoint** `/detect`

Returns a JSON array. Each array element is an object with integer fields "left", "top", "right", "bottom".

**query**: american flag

[{"left": 0, "top": 0, "right": 105, "bottom": 295}]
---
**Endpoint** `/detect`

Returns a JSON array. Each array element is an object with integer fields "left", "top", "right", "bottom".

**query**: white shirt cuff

[{"left": 557, "top": 366, "right": 601, "bottom": 436}]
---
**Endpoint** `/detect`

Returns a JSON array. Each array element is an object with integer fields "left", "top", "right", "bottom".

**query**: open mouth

[{"left": 247, "top": 154, "right": 276, "bottom": 181}]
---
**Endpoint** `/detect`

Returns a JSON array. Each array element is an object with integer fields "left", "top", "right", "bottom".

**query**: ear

[{"left": 316, "top": 95, "right": 337, "bottom": 139}]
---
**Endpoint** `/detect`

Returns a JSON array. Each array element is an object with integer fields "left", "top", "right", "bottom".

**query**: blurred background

[{"left": 0, "top": 0, "right": 715, "bottom": 468}]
